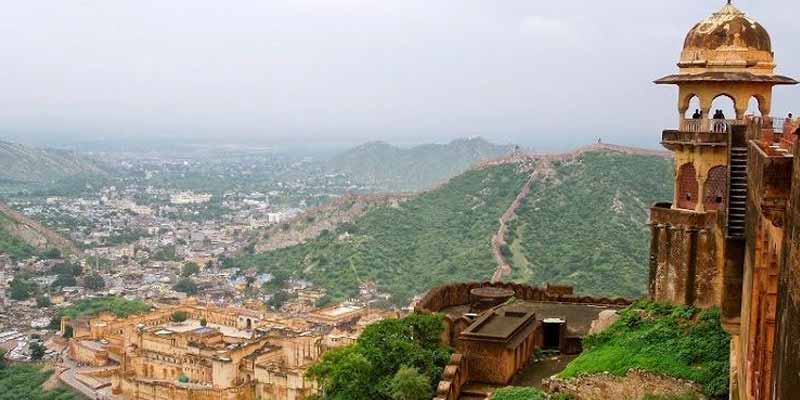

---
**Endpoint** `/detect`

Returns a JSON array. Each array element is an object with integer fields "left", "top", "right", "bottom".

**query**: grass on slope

[
  {"left": 238, "top": 163, "right": 530, "bottom": 304},
  {"left": 0, "top": 221, "right": 38, "bottom": 261},
  {"left": 560, "top": 300, "right": 730, "bottom": 398},
  {"left": 0, "top": 363, "right": 82, "bottom": 400},
  {"left": 507, "top": 151, "right": 672, "bottom": 298}
]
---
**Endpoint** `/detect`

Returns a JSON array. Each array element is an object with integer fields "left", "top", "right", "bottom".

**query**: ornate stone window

[
  {"left": 704, "top": 165, "right": 728, "bottom": 211},
  {"left": 677, "top": 163, "right": 699, "bottom": 210}
]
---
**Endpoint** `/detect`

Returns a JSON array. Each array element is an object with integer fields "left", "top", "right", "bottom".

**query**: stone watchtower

[{"left": 648, "top": 2, "right": 795, "bottom": 314}]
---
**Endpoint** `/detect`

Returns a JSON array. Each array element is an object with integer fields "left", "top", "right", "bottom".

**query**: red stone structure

[
  {"left": 417, "top": 282, "right": 630, "bottom": 399},
  {"left": 651, "top": 3, "right": 800, "bottom": 399}
]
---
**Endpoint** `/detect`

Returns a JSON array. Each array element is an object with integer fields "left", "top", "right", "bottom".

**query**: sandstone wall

[
  {"left": 772, "top": 139, "right": 800, "bottom": 399},
  {"left": 416, "top": 282, "right": 631, "bottom": 315}
]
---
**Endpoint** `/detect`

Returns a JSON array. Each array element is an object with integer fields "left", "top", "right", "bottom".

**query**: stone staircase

[{"left": 727, "top": 146, "right": 748, "bottom": 238}]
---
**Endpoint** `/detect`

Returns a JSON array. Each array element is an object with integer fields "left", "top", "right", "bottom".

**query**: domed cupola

[
  {"left": 679, "top": 2, "right": 774, "bottom": 73},
  {"left": 655, "top": 2, "right": 796, "bottom": 119}
]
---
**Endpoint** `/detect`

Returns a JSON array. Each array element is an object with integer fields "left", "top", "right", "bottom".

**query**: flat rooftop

[
  {"left": 162, "top": 320, "right": 253, "bottom": 339},
  {"left": 444, "top": 301, "right": 623, "bottom": 337},
  {"left": 461, "top": 303, "right": 537, "bottom": 342},
  {"left": 313, "top": 304, "right": 364, "bottom": 317}
]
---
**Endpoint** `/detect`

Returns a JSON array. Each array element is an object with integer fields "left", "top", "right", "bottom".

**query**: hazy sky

[{"left": 2, "top": 0, "right": 799, "bottom": 150}]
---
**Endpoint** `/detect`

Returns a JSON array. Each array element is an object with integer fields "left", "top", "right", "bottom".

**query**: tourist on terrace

[{"left": 692, "top": 109, "right": 702, "bottom": 119}]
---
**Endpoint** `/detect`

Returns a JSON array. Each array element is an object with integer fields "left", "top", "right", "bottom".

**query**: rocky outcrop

[{"left": 544, "top": 369, "right": 706, "bottom": 400}]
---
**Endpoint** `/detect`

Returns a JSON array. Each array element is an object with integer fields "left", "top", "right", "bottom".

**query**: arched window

[
  {"left": 747, "top": 96, "right": 762, "bottom": 117},
  {"left": 684, "top": 95, "right": 701, "bottom": 118},
  {"left": 710, "top": 94, "right": 736, "bottom": 133},
  {"left": 704, "top": 166, "right": 728, "bottom": 211},
  {"left": 683, "top": 95, "right": 703, "bottom": 132},
  {"left": 677, "top": 163, "right": 699, "bottom": 210}
]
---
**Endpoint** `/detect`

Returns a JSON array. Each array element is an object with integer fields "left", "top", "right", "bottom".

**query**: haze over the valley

[{"left": 3, "top": 0, "right": 799, "bottom": 151}]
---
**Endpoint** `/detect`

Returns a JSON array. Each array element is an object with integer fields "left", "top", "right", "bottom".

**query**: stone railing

[
  {"left": 661, "top": 130, "right": 727, "bottom": 148},
  {"left": 416, "top": 282, "right": 631, "bottom": 314},
  {"left": 433, "top": 353, "right": 468, "bottom": 400}
]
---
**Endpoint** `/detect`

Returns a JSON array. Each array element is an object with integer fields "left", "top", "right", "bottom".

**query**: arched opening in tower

[
  {"left": 747, "top": 96, "right": 763, "bottom": 117},
  {"left": 709, "top": 94, "right": 736, "bottom": 132},
  {"left": 684, "top": 95, "right": 702, "bottom": 119}
]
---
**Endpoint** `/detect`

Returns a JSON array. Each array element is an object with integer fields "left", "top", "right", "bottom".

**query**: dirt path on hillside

[
  {"left": 487, "top": 143, "right": 662, "bottom": 282},
  {"left": 490, "top": 159, "right": 554, "bottom": 283}
]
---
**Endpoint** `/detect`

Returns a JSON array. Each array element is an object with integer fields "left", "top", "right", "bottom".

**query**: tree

[
  {"left": 82, "top": 274, "right": 106, "bottom": 290},
  {"left": 181, "top": 262, "right": 200, "bottom": 277},
  {"left": 306, "top": 313, "right": 450, "bottom": 400},
  {"left": 51, "top": 273, "right": 77, "bottom": 289},
  {"left": 35, "top": 295, "right": 51, "bottom": 308},
  {"left": 42, "top": 248, "right": 62, "bottom": 259},
  {"left": 171, "top": 311, "right": 188, "bottom": 323},
  {"left": 29, "top": 342, "right": 45, "bottom": 361},
  {"left": 9, "top": 277, "right": 36, "bottom": 300},
  {"left": 388, "top": 367, "right": 431, "bottom": 400},
  {"left": 307, "top": 346, "right": 375, "bottom": 400},
  {"left": 267, "top": 291, "right": 293, "bottom": 309},
  {"left": 200, "top": 318, "right": 208, "bottom": 327},
  {"left": 173, "top": 278, "right": 198, "bottom": 295}
]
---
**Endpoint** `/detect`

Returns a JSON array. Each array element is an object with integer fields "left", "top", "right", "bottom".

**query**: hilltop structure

[
  {"left": 415, "top": 282, "right": 629, "bottom": 400},
  {"left": 649, "top": 3, "right": 799, "bottom": 399}
]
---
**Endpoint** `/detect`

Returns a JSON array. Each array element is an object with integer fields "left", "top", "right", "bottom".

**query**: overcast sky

[{"left": 2, "top": 0, "right": 798, "bottom": 150}]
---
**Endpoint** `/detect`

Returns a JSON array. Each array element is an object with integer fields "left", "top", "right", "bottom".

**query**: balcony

[
  {"left": 661, "top": 130, "right": 728, "bottom": 150},
  {"left": 650, "top": 202, "right": 719, "bottom": 228}
]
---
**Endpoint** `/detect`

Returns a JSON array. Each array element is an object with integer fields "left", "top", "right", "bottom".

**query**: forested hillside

[
  {"left": 238, "top": 163, "right": 530, "bottom": 303},
  {"left": 506, "top": 151, "right": 672, "bottom": 298},
  {"left": 237, "top": 147, "right": 672, "bottom": 305},
  {"left": 328, "top": 137, "right": 515, "bottom": 191}
]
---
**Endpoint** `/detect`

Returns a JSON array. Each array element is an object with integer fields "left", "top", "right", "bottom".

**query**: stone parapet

[
  {"left": 415, "top": 282, "right": 631, "bottom": 315},
  {"left": 433, "top": 353, "right": 468, "bottom": 400}
]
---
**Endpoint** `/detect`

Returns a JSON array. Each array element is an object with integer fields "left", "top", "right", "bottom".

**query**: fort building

[
  {"left": 61, "top": 298, "right": 391, "bottom": 400},
  {"left": 650, "top": 2, "right": 800, "bottom": 399},
  {"left": 416, "top": 281, "right": 630, "bottom": 400}
]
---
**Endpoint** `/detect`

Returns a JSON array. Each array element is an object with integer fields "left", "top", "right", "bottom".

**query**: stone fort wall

[{"left": 416, "top": 281, "right": 631, "bottom": 315}]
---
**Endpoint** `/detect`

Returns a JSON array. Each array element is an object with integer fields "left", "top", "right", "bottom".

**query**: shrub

[{"left": 171, "top": 311, "right": 188, "bottom": 323}]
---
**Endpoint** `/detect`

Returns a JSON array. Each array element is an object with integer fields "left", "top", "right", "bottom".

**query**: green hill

[
  {"left": 238, "top": 162, "right": 530, "bottom": 303},
  {"left": 328, "top": 137, "right": 516, "bottom": 191},
  {"left": 506, "top": 151, "right": 673, "bottom": 298},
  {"left": 236, "top": 147, "right": 672, "bottom": 305}
]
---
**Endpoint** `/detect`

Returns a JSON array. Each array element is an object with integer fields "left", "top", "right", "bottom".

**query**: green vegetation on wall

[
  {"left": 507, "top": 151, "right": 672, "bottom": 297},
  {"left": 490, "top": 387, "right": 548, "bottom": 400},
  {"left": 560, "top": 300, "right": 730, "bottom": 398},
  {"left": 238, "top": 163, "right": 529, "bottom": 304},
  {"left": 50, "top": 296, "right": 151, "bottom": 329}
]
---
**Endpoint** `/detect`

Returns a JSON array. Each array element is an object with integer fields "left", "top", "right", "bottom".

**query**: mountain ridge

[{"left": 0, "top": 140, "right": 109, "bottom": 185}]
